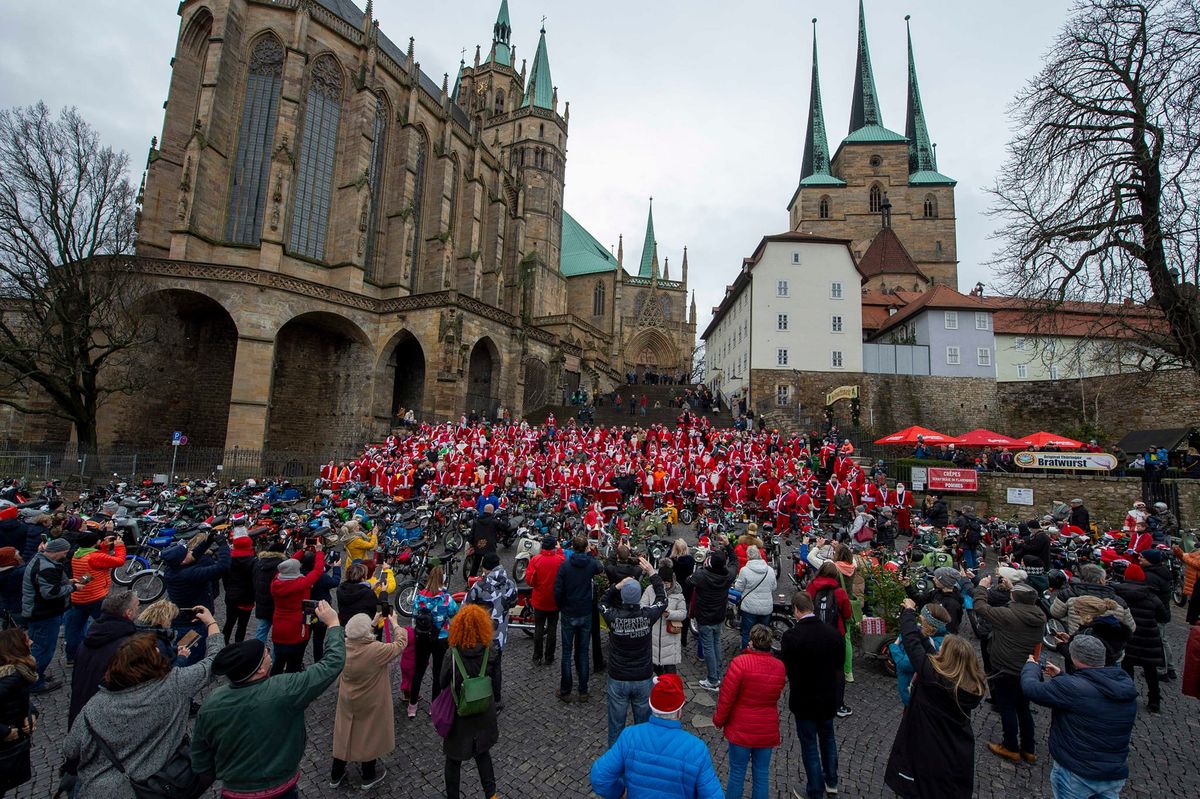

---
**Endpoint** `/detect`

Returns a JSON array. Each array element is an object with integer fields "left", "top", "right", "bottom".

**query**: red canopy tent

[
  {"left": 874, "top": 426, "right": 961, "bottom": 445},
  {"left": 955, "top": 428, "right": 1025, "bottom": 449},
  {"left": 1018, "top": 431, "right": 1084, "bottom": 449}
]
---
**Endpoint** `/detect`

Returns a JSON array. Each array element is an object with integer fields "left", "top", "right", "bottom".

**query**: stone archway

[
  {"left": 623, "top": 329, "right": 679, "bottom": 377},
  {"left": 109, "top": 289, "right": 238, "bottom": 448},
  {"left": 374, "top": 330, "right": 427, "bottom": 424},
  {"left": 266, "top": 312, "right": 372, "bottom": 453},
  {"left": 466, "top": 337, "right": 500, "bottom": 418}
]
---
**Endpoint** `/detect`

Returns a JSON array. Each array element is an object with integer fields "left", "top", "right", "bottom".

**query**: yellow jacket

[{"left": 345, "top": 530, "right": 378, "bottom": 562}]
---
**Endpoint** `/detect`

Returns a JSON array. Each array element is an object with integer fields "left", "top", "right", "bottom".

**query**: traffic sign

[{"left": 171, "top": 431, "right": 182, "bottom": 446}]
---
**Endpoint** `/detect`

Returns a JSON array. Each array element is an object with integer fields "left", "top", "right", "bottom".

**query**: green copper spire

[
  {"left": 904, "top": 16, "right": 955, "bottom": 186},
  {"left": 638, "top": 199, "right": 656, "bottom": 278},
  {"left": 451, "top": 57, "right": 465, "bottom": 104},
  {"left": 490, "top": 0, "right": 512, "bottom": 66},
  {"left": 799, "top": 19, "right": 844, "bottom": 188},
  {"left": 521, "top": 25, "right": 555, "bottom": 110},
  {"left": 848, "top": 0, "right": 883, "bottom": 133}
]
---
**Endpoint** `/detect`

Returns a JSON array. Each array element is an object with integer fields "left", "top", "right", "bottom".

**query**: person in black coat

[
  {"left": 336, "top": 562, "right": 380, "bottom": 626},
  {"left": 670, "top": 541, "right": 695, "bottom": 648},
  {"left": 302, "top": 549, "right": 340, "bottom": 662},
  {"left": 67, "top": 590, "right": 139, "bottom": 726},
  {"left": 780, "top": 591, "right": 845, "bottom": 799},
  {"left": 884, "top": 602, "right": 986, "bottom": 799},
  {"left": 687, "top": 551, "right": 734, "bottom": 688},
  {"left": 0, "top": 548, "right": 24, "bottom": 625},
  {"left": 1114, "top": 565, "right": 1171, "bottom": 712},
  {"left": 1067, "top": 499, "right": 1090, "bottom": 532},
  {"left": 467, "top": 506, "right": 511, "bottom": 577},
  {"left": 1014, "top": 521, "right": 1052, "bottom": 572},
  {"left": 222, "top": 536, "right": 257, "bottom": 643},
  {"left": 924, "top": 494, "right": 949, "bottom": 530},
  {"left": 0, "top": 628, "right": 39, "bottom": 797}
]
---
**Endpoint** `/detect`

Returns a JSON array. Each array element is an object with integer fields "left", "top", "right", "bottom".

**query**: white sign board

[
  {"left": 1007, "top": 487, "right": 1034, "bottom": 506},
  {"left": 910, "top": 467, "right": 927, "bottom": 492}
]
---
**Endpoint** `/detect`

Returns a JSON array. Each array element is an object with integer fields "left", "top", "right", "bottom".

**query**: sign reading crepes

[
  {"left": 927, "top": 467, "right": 978, "bottom": 492},
  {"left": 1013, "top": 451, "right": 1116, "bottom": 471},
  {"left": 825, "top": 385, "right": 859, "bottom": 405}
]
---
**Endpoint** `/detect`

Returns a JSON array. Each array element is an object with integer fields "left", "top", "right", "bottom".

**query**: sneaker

[
  {"left": 988, "top": 742, "right": 1020, "bottom": 763},
  {"left": 835, "top": 705, "right": 853, "bottom": 718},
  {"left": 825, "top": 785, "right": 839, "bottom": 796},
  {"left": 361, "top": 766, "right": 387, "bottom": 790},
  {"left": 1021, "top": 752, "right": 1038, "bottom": 765},
  {"left": 1162, "top": 670, "right": 1177, "bottom": 682},
  {"left": 407, "top": 703, "right": 418, "bottom": 719},
  {"left": 845, "top": 672, "right": 854, "bottom": 683},
  {"left": 697, "top": 679, "right": 721, "bottom": 692},
  {"left": 31, "top": 678, "right": 62, "bottom": 695},
  {"left": 577, "top": 692, "right": 590, "bottom": 703},
  {"left": 329, "top": 773, "right": 345, "bottom": 788},
  {"left": 556, "top": 689, "right": 573, "bottom": 703}
]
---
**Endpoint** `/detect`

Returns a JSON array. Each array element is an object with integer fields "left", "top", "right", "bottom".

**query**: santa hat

[
  {"left": 232, "top": 536, "right": 255, "bottom": 557},
  {"left": 1123, "top": 563, "right": 1146, "bottom": 582},
  {"left": 649, "top": 673, "right": 686, "bottom": 714}
]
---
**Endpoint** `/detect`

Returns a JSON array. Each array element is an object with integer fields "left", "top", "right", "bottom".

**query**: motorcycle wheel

[
  {"left": 112, "top": 555, "right": 146, "bottom": 586},
  {"left": 130, "top": 571, "right": 165, "bottom": 603},
  {"left": 517, "top": 603, "right": 535, "bottom": 637},
  {"left": 512, "top": 558, "right": 528, "bottom": 584},
  {"left": 442, "top": 528, "right": 465, "bottom": 552},
  {"left": 395, "top": 581, "right": 422, "bottom": 617},
  {"left": 679, "top": 508, "right": 694, "bottom": 526},
  {"left": 769, "top": 612, "right": 794, "bottom": 656},
  {"left": 1173, "top": 584, "right": 1187, "bottom": 608}
]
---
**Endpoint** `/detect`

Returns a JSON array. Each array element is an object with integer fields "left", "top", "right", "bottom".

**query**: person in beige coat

[
  {"left": 330, "top": 611, "right": 408, "bottom": 789},
  {"left": 641, "top": 559, "right": 687, "bottom": 674}
]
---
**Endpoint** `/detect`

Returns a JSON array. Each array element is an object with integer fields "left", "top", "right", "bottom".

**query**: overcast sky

[{"left": 0, "top": 0, "right": 1073, "bottom": 329}]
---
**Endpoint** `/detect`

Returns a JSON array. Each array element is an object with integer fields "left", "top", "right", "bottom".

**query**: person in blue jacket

[
  {"left": 590, "top": 672, "right": 723, "bottom": 799},
  {"left": 889, "top": 602, "right": 950, "bottom": 705},
  {"left": 1020, "top": 634, "right": 1138, "bottom": 799},
  {"left": 162, "top": 533, "right": 230, "bottom": 666}
]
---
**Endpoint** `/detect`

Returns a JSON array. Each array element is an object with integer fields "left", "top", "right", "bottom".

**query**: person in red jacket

[
  {"left": 807, "top": 561, "right": 854, "bottom": 719},
  {"left": 270, "top": 544, "right": 326, "bottom": 674},
  {"left": 63, "top": 532, "right": 126, "bottom": 664},
  {"left": 712, "top": 623, "right": 787, "bottom": 799},
  {"left": 525, "top": 536, "right": 566, "bottom": 666}
]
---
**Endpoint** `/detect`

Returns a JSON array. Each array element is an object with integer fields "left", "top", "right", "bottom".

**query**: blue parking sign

[{"left": 172, "top": 431, "right": 182, "bottom": 446}]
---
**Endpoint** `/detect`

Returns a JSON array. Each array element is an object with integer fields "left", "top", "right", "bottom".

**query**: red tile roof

[
  {"left": 857, "top": 227, "right": 928, "bottom": 282},
  {"left": 871, "top": 284, "right": 990, "bottom": 337}
]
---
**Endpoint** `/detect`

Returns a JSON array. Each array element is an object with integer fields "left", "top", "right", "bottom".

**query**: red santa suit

[{"left": 888, "top": 485, "right": 915, "bottom": 532}]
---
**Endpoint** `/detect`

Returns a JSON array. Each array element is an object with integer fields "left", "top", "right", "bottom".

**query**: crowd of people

[{"left": 0, "top": 414, "right": 1198, "bottom": 798}]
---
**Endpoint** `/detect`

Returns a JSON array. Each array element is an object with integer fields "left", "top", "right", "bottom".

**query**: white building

[{"left": 702, "top": 233, "right": 863, "bottom": 407}]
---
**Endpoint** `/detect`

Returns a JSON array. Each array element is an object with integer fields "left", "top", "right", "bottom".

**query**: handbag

[
  {"left": 431, "top": 686, "right": 457, "bottom": 738},
  {"left": 665, "top": 619, "right": 683, "bottom": 634},
  {"left": 82, "top": 716, "right": 212, "bottom": 799}
]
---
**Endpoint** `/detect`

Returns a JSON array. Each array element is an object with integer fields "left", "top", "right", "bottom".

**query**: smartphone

[
  {"left": 177, "top": 630, "right": 201, "bottom": 649},
  {"left": 302, "top": 599, "right": 319, "bottom": 625},
  {"left": 176, "top": 607, "right": 198, "bottom": 625},
  {"left": 378, "top": 600, "right": 392, "bottom": 618}
]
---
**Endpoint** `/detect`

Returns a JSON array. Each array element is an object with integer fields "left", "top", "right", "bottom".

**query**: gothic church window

[
  {"left": 226, "top": 35, "right": 284, "bottom": 244},
  {"left": 408, "top": 130, "right": 428, "bottom": 273},
  {"left": 923, "top": 194, "right": 938, "bottom": 218},
  {"left": 289, "top": 54, "right": 344, "bottom": 260},
  {"left": 363, "top": 97, "right": 388, "bottom": 279},
  {"left": 593, "top": 281, "right": 605, "bottom": 316},
  {"left": 869, "top": 183, "right": 882, "bottom": 214},
  {"left": 494, "top": 89, "right": 505, "bottom": 114},
  {"left": 819, "top": 196, "right": 831, "bottom": 219}
]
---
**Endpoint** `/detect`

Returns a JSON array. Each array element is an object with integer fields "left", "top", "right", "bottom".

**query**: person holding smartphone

[{"left": 63, "top": 532, "right": 126, "bottom": 664}]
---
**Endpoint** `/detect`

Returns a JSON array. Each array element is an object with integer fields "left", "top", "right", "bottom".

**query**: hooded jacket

[
  {"left": 553, "top": 551, "right": 602, "bottom": 618},
  {"left": 1020, "top": 661, "right": 1137, "bottom": 781},
  {"left": 21, "top": 552, "right": 75, "bottom": 620},
  {"left": 223, "top": 551, "right": 256, "bottom": 608},
  {"left": 972, "top": 586, "right": 1045, "bottom": 676},
  {"left": 68, "top": 613, "right": 137, "bottom": 725},
  {"left": 688, "top": 561, "right": 734, "bottom": 626},
  {"left": 336, "top": 580, "right": 380, "bottom": 626},
  {"left": 600, "top": 575, "right": 667, "bottom": 681},
  {"left": 69, "top": 542, "right": 126, "bottom": 605},
  {"left": 805, "top": 575, "right": 852, "bottom": 636},
  {"left": 1050, "top": 580, "right": 1135, "bottom": 634},
  {"left": 253, "top": 551, "right": 286, "bottom": 621},
  {"left": 465, "top": 566, "right": 518, "bottom": 648},
  {"left": 732, "top": 558, "right": 776, "bottom": 616},
  {"left": 269, "top": 551, "right": 324, "bottom": 645},
  {"left": 590, "top": 716, "right": 724, "bottom": 799},
  {"left": 525, "top": 547, "right": 565, "bottom": 612},
  {"left": 1113, "top": 581, "right": 1170, "bottom": 668},
  {"left": 641, "top": 581, "right": 686, "bottom": 667},
  {"left": 712, "top": 649, "right": 787, "bottom": 748}
]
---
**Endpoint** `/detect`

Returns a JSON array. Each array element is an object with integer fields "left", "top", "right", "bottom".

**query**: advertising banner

[
  {"left": 1013, "top": 451, "right": 1116, "bottom": 471},
  {"left": 927, "top": 467, "right": 978, "bottom": 492}
]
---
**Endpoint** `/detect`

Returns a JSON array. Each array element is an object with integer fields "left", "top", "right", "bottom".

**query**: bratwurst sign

[{"left": 1013, "top": 451, "right": 1116, "bottom": 471}]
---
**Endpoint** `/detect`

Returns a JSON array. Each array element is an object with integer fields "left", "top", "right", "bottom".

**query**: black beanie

[{"left": 212, "top": 640, "right": 266, "bottom": 684}]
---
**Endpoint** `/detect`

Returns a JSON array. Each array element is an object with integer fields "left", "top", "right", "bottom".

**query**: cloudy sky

[{"left": 0, "top": 0, "right": 1073, "bottom": 329}]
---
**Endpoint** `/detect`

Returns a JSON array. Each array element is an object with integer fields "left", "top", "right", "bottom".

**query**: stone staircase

[{"left": 525, "top": 383, "right": 737, "bottom": 428}]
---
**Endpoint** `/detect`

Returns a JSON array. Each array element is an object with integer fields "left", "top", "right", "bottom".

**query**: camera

[{"left": 302, "top": 599, "right": 319, "bottom": 625}]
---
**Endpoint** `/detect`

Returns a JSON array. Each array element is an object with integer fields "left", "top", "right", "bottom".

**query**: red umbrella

[
  {"left": 1018, "top": 431, "right": 1084, "bottom": 449},
  {"left": 874, "top": 425, "right": 961, "bottom": 445},
  {"left": 955, "top": 428, "right": 1025, "bottom": 449}
]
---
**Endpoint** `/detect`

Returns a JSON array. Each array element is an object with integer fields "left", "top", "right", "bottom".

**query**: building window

[
  {"left": 289, "top": 55, "right": 344, "bottom": 260},
  {"left": 363, "top": 98, "right": 389, "bottom": 279},
  {"left": 1017, "top": 363, "right": 1028, "bottom": 379},
  {"left": 226, "top": 35, "right": 285, "bottom": 244},
  {"left": 494, "top": 89, "right": 505, "bottom": 114},
  {"left": 831, "top": 315, "right": 843, "bottom": 333},
  {"left": 869, "top": 183, "right": 883, "bottom": 213},
  {"left": 830, "top": 281, "right": 843, "bottom": 299},
  {"left": 777, "top": 348, "right": 789, "bottom": 366},
  {"left": 1014, "top": 337, "right": 1026, "bottom": 351},
  {"left": 946, "top": 346, "right": 961, "bottom": 365},
  {"left": 944, "top": 311, "right": 958, "bottom": 330},
  {"left": 975, "top": 312, "right": 990, "bottom": 330},
  {"left": 593, "top": 280, "right": 606, "bottom": 316},
  {"left": 777, "top": 280, "right": 789, "bottom": 297},
  {"left": 869, "top": 154, "right": 883, "bottom": 168},
  {"left": 977, "top": 348, "right": 992, "bottom": 367},
  {"left": 923, "top": 194, "right": 938, "bottom": 218},
  {"left": 935, "top": 240, "right": 943, "bottom": 255},
  {"left": 776, "top": 384, "right": 791, "bottom": 406},
  {"left": 777, "top": 313, "right": 788, "bottom": 331},
  {"left": 792, "top": 252, "right": 801, "bottom": 264},
  {"left": 831, "top": 350, "right": 844, "bottom": 368},
  {"left": 408, "top": 130, "right": 427, "bottom": 273},
  {"left": 1049, "top": 364, "right": 1059, "bottom": 380},
  {"left": 819, "top": 195, "right": 830, "bottom": 219}
]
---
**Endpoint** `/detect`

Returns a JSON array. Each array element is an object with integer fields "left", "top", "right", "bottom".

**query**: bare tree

[
  {"left": 0, "top": 103, "right": 146, "bottom": 449},
  {"left": 990, "top": 0, "right": 1200, "bottom": 371},
  {"left": 688, "top": 342, "right": 706, "bottom": 384}
]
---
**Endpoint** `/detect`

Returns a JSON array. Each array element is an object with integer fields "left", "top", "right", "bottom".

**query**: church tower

[{"left": 788, "top": 2, "right": 958, "bottom": 287}]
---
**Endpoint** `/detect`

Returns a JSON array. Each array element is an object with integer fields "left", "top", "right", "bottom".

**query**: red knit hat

[
  {"left": 649, "top": 673, "right": 686, "bottom": 714},
  {"left": 232, "top": 536, "right": 255, "bottom": 557},
  {"left": 1123, "top": 563, "right": 1145, "bottom": 582}
]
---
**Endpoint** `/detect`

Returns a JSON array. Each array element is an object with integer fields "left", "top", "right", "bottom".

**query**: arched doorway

[
  {"left": 267, "top": 312, "right": 372, "bottom": 453},
  {"left": 391, "top": 335, "right": 425, "bottom": 419},
  {"left": 623, "top": 329, "right": 678, "bottom": 382},
  {"left": 466, "top": 337, "right": 500, "bottom": 418},
  {"left": 112, "top": 289, "right": 238, "bottom": 448}
]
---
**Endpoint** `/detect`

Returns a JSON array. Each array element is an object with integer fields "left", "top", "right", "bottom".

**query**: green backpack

[{"left": 451, "top": 647, "right": 493, "bottom": 717}]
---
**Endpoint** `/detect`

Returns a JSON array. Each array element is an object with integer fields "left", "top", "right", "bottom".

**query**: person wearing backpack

[
  {"left": 806, "top": 561, "right": 853, "bottom": 718},
  {"left": 955, "top": 507, "right": 983, "bottom": 570},
  {"left": 439, "top": 603, "right": 500, "bottom": 799},
  {"left": 410, "top": 565, "right": 459, "bottom": 719}
]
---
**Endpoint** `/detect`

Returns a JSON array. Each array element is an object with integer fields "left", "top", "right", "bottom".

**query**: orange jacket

[
  {"left": 70, "top": 542, "right": 126, "bottom": 604},
  {"left": 1177, "top": 547, "right": 1200, "bottom": 596}
]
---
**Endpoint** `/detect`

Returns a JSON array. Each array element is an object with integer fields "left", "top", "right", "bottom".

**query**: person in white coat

[
  {"left": 641, "top": 560, "right": 687, "bottom": 674},
  {"left": 733, "top": 546, "right": 776, "bottom": 648}
]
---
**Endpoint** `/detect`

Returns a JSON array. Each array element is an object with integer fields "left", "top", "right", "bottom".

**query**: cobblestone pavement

[{"left": 14, "top": 545, "right": 1200, "bottom": 799}]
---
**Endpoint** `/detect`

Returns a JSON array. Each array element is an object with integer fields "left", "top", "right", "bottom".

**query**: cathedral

[
  {"left": 788, "top": 2, "right": 958, "bottom": 292},
  {"left": 112, "top": 0, "right": 695, "bottom": 454}
]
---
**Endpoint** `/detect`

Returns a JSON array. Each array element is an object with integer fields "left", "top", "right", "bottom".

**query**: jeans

[
  {"left": 726, "top": 743, "right": 772, "bottom": 799},
  {"left": 533, "top": 608, "right": 559, "bottom": 662},
  {"left": 606, "top": 677, "right": 652, "bottom": 747},
  {"left": 560, "top": 614, "right": 591, "bottom": 694},
  {"left": 963, "top": 547, "right": 979, "bottom": 570},
  {"left": 990, "top": 672, "right": 1035, "bottom": 753},
  {"left": 63, "top": 600, "right": 102, "bottom": 661},
  {"left": 795, "top": 717, "right": 838, "bottom": 799},
  {"left": 254, "top": 618, "right": 272, "bottom": 644},
  {"left": 411, "top": 634, "right": 448, "bottom": 702},
  {"left": 1050, "top": 761, "right": 1126, "bottom": 799},
  {"left": 739, "top": 612, "right": 770, "bottom": 650},
  {"left": 698, "top": 623, "right": 723, "bottom": 683},
  {"left": 445, "top": 752, "right": 495, "bottom": 799},
  {"left": 27, "top": 614, "right": 63, "bottom": 686}
]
